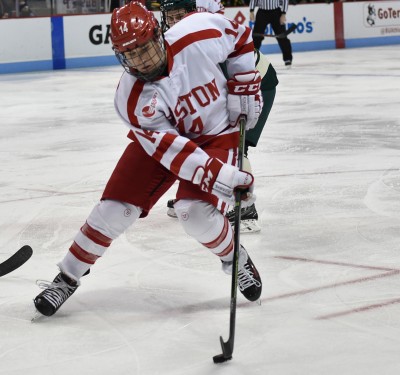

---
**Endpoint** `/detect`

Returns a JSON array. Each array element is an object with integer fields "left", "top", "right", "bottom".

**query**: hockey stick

[
  {"left": 0, "top": 245, "right": 33, "bottom": 277},
  {"left": 253, "top": 23, "right": 297, "bottom": 39},
  {"left": 213, "top": 116, "right": 246, "bottom": 364}
]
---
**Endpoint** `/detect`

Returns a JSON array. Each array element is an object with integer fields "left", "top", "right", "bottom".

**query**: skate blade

[
  {"left": 31, "top": 307, "right": 46, "bottom": 323},
  {"left": 240, "top": 220, "right": 261, "bottom": 234},
  {"left": 167, "top": 208, "right": 178, "bottom": 218}
]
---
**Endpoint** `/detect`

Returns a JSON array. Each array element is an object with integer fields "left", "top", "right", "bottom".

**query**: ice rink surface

[{"left": 0, "top": 45, "right": 399, "bottom": 375}]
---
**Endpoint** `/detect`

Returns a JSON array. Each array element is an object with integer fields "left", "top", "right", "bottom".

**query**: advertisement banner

[
  {"left": 225, "top": 5, "right": 335, "bottom": 42},
  {"left": 62, "top": 13, "right": 116, "bottom": 68},
  {"left": 344, "top": 1, "right": 400, "bottom": 39},
  {"left": 51, "top": 0, "right": 106, "bottom": 15},
  {"left": 0, "top": 18, "right": 52, "bottom": 64},
  {"left": 224, "top": 4, "right": 335, "bottom": 52},
  {"left": 1, "top": 2, "right": 400, "bottom": 74},
  {"left": 63, "top": 14, "right": 112, "bottom": 57}
]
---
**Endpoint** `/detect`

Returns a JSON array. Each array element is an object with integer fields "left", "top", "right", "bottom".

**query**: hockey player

[
  {"left": 196, "top": 0, "right": 224, "bottom": 14},
  {"left": 33, "top": 2, "right": 262, "bottom": 317},
  {"left": 161, "top": 0, "right": 279, "bottom": 233}
]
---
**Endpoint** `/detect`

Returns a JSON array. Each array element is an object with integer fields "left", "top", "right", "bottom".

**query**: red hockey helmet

[{"left": 111, "top": 2, "right": 167, "bottom": 81}]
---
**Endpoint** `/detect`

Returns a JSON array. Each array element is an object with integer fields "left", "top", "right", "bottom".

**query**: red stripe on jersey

[
  {"left": 170, "top": 29, "right": 222, "bottom": 57},
  {"left": 228, "top": 42, "right": 254, "bottom": 59},
  {"left": 197, "top": 131, "right": 239, "bottom": 149},
  {"left": 220, "top": 201, "right": 228, "bottom": 214},
  {"left": 203, "top": 217, "right": 230, "bottom": 249},
  {"left": 170, "top": 140, "right": 198, "bottom": 175},
  {"left": 165, "top": 43, "right": 175, "bottom": 72},
  {"left": 152, "top": 132, "right": 179, "bottom": 162},
  {"left": 127, "top": 130, "right": 137, "bottom": 141},
  {"left": 232, "top": 144, "right": 238, "bottom": 166},
  {"left": 228, "top": 27, "right": 254, "bottom": 58},
  {"left": 235, "top": 26, "right": 251, "bottom": 51},
  {"left": 70, "top": 242, "right": 100, "bottom": 265},
  {"left": 81, "top": 222, "right": 112, "bottom": 247},
  {"left": 216, "top": 239, "right": 234, "bottom": 257},
  {"left": 127, "top": 80, "right": 145, "bottom": 126},
  {"left": 229, "top": 27, "right": 254, "bottom": 57}
]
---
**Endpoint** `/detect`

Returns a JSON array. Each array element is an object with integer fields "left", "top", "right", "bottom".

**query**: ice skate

[
  {"left": 34, "top": 272, "right": 79, "bottom": 317},
  {"left": 226, "top": 203, "right": 261, "bottom": 233},
  {"left": 167, "top": 199, "right": 178, "bottom": 218},
  {"left": 222, "top": 246, "right": 262, "bottom": 302}
]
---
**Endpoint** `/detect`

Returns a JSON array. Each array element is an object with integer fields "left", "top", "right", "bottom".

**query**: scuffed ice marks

[
  {"left": 381, "top": 169, "right": 400, "bottom": 193},
  {"left": 364, "top": 168, "right": 400, "bottom": 218},
  {"left": 356, "top": 217, "right": 400, "bottom": 244}
]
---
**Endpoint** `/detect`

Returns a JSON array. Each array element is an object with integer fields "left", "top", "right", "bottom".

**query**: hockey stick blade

[
  {"left": 0, "top": 245, "right": 33, "bottom": 277},
  {"left": 213, "top": 336, "right": 233, "bottom": 363},
  {"left": 253, "top": 23, "right": 297, "bottom": 39}
]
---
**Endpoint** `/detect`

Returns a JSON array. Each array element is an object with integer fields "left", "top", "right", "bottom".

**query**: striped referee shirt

[{"left": 249, "top": 0, "right": 288, "bottom": 13}]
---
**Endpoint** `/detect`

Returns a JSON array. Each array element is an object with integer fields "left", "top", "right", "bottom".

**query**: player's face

[
  {"left": 165, "top": 9, "right": 188, "bottom": 28},
  {"left": 124, "top": 39, "right": 165, "bottom": 75}
]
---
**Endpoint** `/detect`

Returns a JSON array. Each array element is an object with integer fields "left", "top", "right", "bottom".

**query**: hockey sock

[
  {"left": 174, "top": 199, "right": 234, "bottom": 262},
  {"left": 59, "top": 200, "right": 141, "bottom": 280}
]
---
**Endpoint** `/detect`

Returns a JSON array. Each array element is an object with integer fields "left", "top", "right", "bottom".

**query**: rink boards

[{"left": 0, "top": 1, "right": 399, "bottom": 74}]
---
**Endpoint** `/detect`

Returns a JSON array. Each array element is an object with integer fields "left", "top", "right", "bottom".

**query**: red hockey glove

[
  {"left": 227, "top": 71, "right": 263, "bottom": 130},
  {"left": 192, "top": 158, "right": 254, "bottom": 205}
]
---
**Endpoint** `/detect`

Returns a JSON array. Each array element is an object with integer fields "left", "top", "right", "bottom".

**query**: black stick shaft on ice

[{"left": 213, "top": 117, "right": 246, "bottom": 364}]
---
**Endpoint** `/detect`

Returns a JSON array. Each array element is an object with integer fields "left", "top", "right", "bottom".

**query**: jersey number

[
  {"left": 177, "top": 116, "right": 204, "bottom": 134},
  {"left": 190, "top": 116, "right": 204, "bottom": 134}
]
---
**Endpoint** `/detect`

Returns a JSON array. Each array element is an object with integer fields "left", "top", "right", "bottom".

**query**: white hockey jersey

[
  {"left": 114, "top": 12, "right": 255, "bottom": 184},
  {"left": 196, "top": 0, "right": 224, "bottom": 14}
]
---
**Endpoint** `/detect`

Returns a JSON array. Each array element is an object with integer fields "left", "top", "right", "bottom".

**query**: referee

[{"left": 249, "top": 0, "right": 293, "bottom": 66}]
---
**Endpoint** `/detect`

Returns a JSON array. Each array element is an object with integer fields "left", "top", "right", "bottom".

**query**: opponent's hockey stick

[
  {"left": 0, "top": 245, "right": 33, "bottom": 277},
  {"left": 213, "top": 116, "right": 246, "bottom": 364},
  {"left": 253, "top": 23, "right": 297, "bottom": 39}
]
